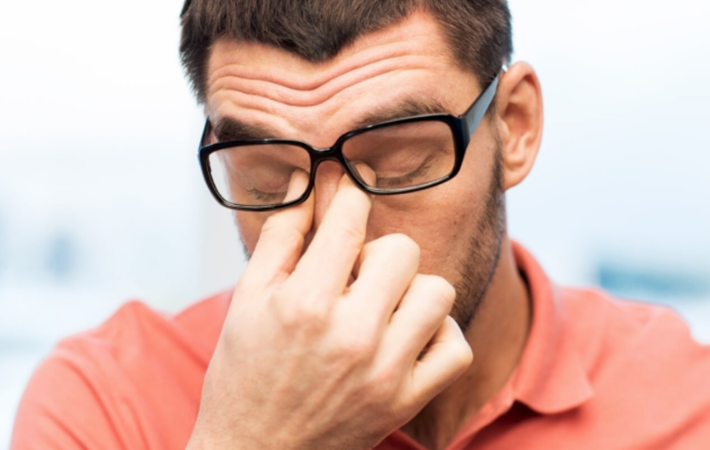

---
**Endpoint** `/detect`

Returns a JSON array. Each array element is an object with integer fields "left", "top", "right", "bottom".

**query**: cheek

[
  {"left": 366, "top": 191, "right": 467, "bottom": 261},
  {"left": 364, "top": 160, "right": 493, "bottom": 277},
  {"left": 235, "top": 211, "right": 271, "bottom": 253}
]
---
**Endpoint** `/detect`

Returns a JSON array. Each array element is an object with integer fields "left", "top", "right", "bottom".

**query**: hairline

[{"left": 193, "top": 6, "right": 503, "bottom": 104}]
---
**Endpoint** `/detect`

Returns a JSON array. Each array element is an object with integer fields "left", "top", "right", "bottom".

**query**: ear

[{"left": 494, "top": 62, "right": 544, "bottom": 190}]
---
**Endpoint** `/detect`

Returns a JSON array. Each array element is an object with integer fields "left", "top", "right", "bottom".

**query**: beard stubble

[{"left": 448, "top": 145, "right": 506, "bottom": 334}]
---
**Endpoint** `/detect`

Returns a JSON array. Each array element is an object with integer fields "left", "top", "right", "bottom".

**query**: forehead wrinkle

[
  {"left": 209, "top": 84, "right": 354, "bottom": 139},
  {"left": 212, "top": 98, "right": 304, "bottom": 140},
  {"left": 208, "top": 40, "right": 424, "bottom": 92},
  {"left": 208, "top": 20, "right": 452, "bottom": 93},
  {"left": 212, "top": 86, "right": 456, "bottom": 146},
  {"left": 208, "top": 56, "right": 440, "bottom": 109},
  {"left": 205, "top": 13, "right": 475, "bottom": 146},
  {"left": 209, "top": 63, "right": 449, "bottom": 136}
]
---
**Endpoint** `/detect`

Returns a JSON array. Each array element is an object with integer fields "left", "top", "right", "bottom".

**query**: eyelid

[
  {"left": 375, "top": 156, "right": 434, "bottom": 187},
  {"left": 246, "top": 187, "right": 286, "bottom": 201}
]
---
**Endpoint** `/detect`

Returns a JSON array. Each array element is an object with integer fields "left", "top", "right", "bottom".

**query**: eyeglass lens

[{"left": 208, "top": 119, "right": 456, "bottom": 207}]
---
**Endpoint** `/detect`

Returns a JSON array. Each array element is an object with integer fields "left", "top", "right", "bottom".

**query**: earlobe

[{"left": 496, "top": 62, "right": 544, "bottom": 190}]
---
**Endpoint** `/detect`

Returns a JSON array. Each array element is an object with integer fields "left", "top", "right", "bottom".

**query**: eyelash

[
  {"left": 245, "top": 187, "right": 284, "bottom": 202},
  {"left": 377, "top": 156, "right": 435, "bottom": 188}
]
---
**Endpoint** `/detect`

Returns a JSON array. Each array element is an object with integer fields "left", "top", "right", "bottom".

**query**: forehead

[{"left": 205, "top": 11, "right": 479, "bottom": 145}]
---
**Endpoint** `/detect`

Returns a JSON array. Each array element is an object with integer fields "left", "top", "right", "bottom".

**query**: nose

[{"left": 306, "top": 160, "right": 347, "bottom": 242}]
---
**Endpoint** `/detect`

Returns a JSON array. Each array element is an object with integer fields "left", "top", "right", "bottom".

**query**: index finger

[
  {"left": 240, "top": 169, "right": 314, "bottom": 291},
  {"left": 290, "top": 167, "right": 374, "bottom": 297}
]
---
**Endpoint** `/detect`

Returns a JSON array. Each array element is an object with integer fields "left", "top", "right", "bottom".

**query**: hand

[{"left": 186, "top": 170, "right": 472, "bottom": 450}]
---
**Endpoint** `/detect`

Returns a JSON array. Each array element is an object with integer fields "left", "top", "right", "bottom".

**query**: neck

[{"left": 401, "top": 237, "right": 531, "bottom": 450}]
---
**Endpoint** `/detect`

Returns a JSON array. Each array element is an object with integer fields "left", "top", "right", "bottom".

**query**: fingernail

[
  {"left": 353, "top": 162, "right": 377, "bottom": 187},
  {"left": 284, "top": 168, "right": 309, "bottom": 202}
]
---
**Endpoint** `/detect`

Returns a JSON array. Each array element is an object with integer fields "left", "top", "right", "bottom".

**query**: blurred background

[{"left": 0, "top": 0, "right": 708, "bottom": 446}]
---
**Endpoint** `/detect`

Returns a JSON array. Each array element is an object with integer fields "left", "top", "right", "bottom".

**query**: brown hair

[{"left": 179, "top": 0, "right": 512, "bottom": 104}]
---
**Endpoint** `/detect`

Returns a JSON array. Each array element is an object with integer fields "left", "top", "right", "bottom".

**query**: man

[{"left": 12, "top": 1, "right": 710, "bottom": 449}]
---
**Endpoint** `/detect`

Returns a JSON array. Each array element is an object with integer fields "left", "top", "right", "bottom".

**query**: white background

[{"left": 1, "top": 0, "right": 709, "bottom": 447}]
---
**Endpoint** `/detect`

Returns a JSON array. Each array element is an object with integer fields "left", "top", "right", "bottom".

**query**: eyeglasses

[{"left": 198, "top": 68, "right": 503, "bottom": 211}]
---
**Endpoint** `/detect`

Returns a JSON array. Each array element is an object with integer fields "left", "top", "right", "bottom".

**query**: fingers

[
  {"left": 289, "top": 171, "right": 373, "bottom": 298},
  {"left": 410, "top": 316, "right": 473, "bottom": 402},
  {"left": 346, "top": 234, "right": 420, "bottom": 328},
  {"left": 240, "top": 169, "right": 313, "bottom": 292},
  {"left": 380, "top": 274, "right": 457, "bottom": 365},
  {"left": 376, "top": 275, "right": 471, "bottom": 407}
]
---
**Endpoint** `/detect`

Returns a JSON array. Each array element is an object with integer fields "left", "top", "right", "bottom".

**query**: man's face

[{"left": 205, "top": 11, "right": 505, "bottom": 329}]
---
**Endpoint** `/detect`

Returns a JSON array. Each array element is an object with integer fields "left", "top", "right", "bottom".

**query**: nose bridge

[
  {"left": 308, "top": 140, "right": 353, "bottom": 203},
  {"left": 310, "top": 140, "right": 345, "bottom": 170},
  {"left": 310, "top": 157, "right": 348, "bottom": 235}
]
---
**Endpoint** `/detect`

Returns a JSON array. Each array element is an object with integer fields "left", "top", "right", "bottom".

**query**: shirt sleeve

[
  {"left": 11, "top": 351, "right": 126, "bottom": 450},
  {"left": 10, "top": 300, "right": 212, "bottom": 450}
]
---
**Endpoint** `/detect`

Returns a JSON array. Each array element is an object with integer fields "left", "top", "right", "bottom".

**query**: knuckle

[
  {"left": 333, "top": 219, "right": 366, "bottom": 249},
  {"left": 368, "top": 366, "right": 399, "bottom": 398},
  {"left": 332, "top": 334, "right": 375, "bottom": 362},
  {"left": 445, "top": 318, "right": 474, "bottom": 365},
  {"left": 270, "top": 287, "right": 329, "bottom": 331},
  {"left": 259, "top": 221, "right": 304, "bottom": 253},
  {"left": 419, "top": 275, "right": 456, "bottom": 310},
  {"left": 384, "top": 233, "right": 420, "bottom": 257},
  {"left": 452, "top": 341, "right": 474, "bottom": 368},
  {"left": 364, "top": 233, "right": 420, "bottom": 267}
]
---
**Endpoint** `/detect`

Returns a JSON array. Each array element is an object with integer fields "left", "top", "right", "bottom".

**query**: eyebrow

[
  {"left": 213, "top": 118, "right": 281, "bottom": 142},
  {"left": 351, "top": 96, "right": 450, "bottom": 130},
  {"left": 212, "top": 96, "right": 451, "bottom": 143}
]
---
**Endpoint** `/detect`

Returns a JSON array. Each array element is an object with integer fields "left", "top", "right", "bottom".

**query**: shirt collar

[{"left": 510, "top": 241, "right": 595, "bottom": 414}]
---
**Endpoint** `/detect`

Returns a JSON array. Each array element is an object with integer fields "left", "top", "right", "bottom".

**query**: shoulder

[
  {"left": 11, "top": 291, "right": 231, "bottom": 450},
  {"left": 560, "top": 287, "right": 710, "bottom": 445},
  {"left": 561, "top": 287, "right": 709, "bottom": 369}
]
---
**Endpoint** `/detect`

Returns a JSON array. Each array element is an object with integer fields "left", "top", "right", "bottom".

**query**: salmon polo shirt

[{"left": 11, "top": 243, "right": 710, "bottom": 449}]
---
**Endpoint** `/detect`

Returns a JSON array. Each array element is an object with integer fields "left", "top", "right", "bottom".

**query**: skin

[{"left": 188, "top": 10, "right": 543, "bottom": 450}]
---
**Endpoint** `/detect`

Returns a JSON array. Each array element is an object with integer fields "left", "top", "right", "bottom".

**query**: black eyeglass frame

[{"left": 198, "top": 69, "right": 503, "bottom": 211}]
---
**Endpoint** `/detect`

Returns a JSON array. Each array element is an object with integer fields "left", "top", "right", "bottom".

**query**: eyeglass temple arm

[
  {"left": 461, "top": 67, "right": 505, "bottom": 141},
  {"left": 199, "top": 118, "right": 212, "bottom": 150}
]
